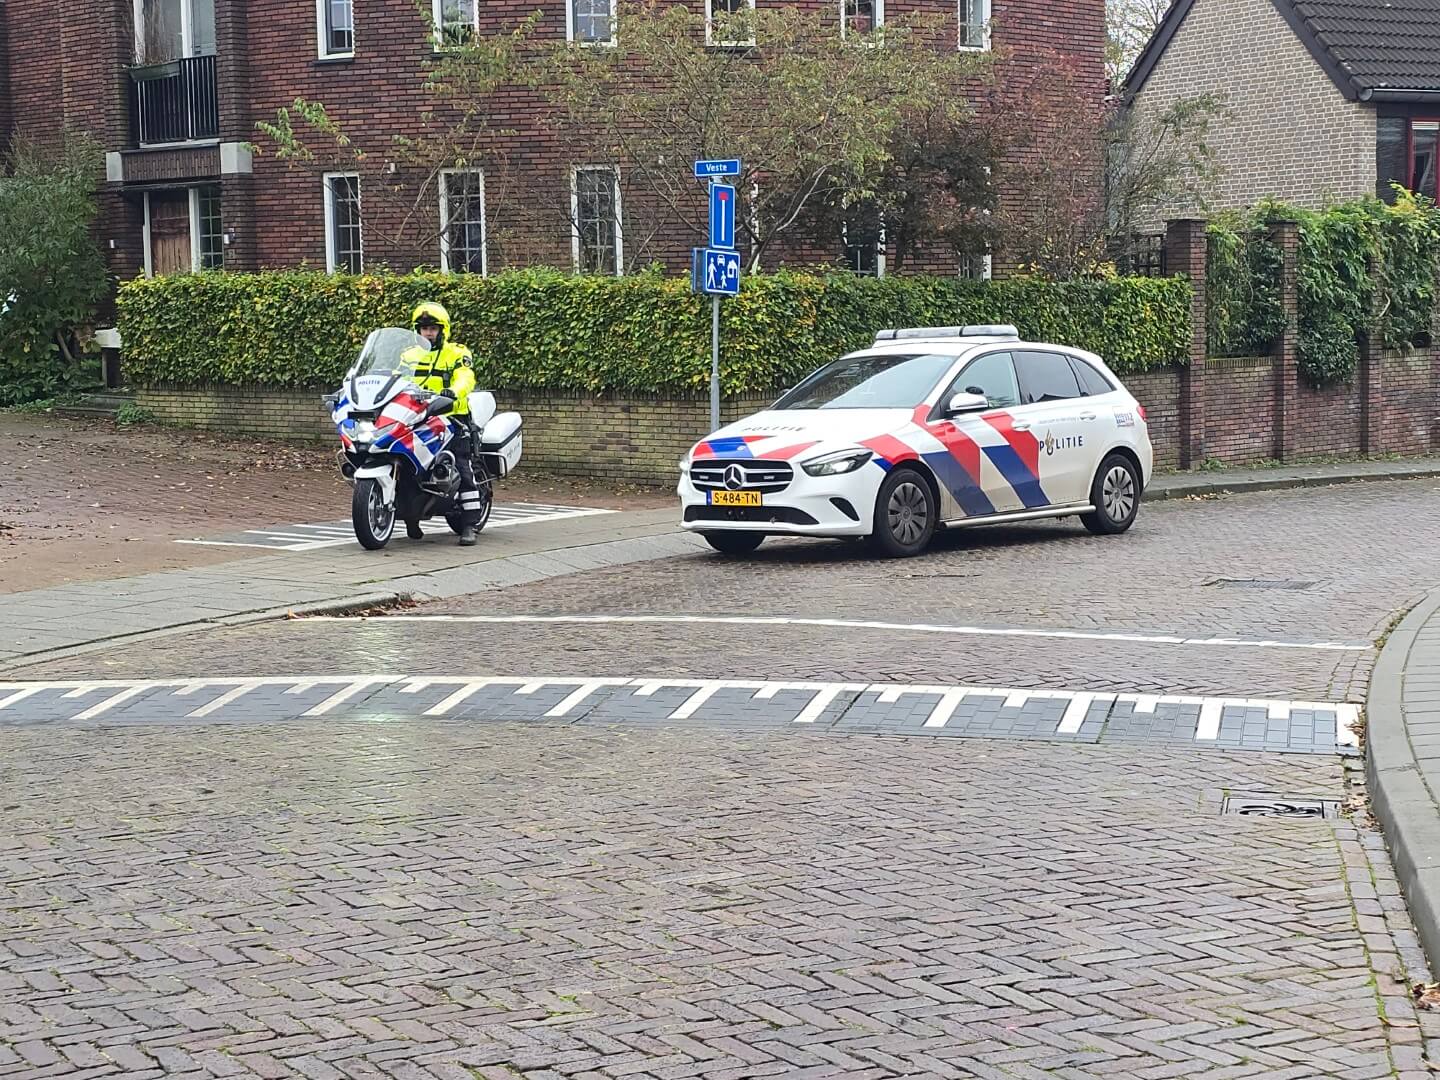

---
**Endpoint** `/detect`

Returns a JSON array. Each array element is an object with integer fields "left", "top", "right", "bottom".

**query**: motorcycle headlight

[
  {"left": 351, "top": 420, "right": 377, "bottom": 446},
  {"left": 801, "top": 449, "right": 873, "bottom": 477}
]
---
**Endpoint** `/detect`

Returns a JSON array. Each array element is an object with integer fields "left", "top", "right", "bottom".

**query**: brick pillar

[
  {"left": 215, "top": 0, "right": 256, "bottom": 270},
  {"left": 0, "top": 3, "right": 14, "bottom": 156},
  {"left": 1272, "top": 220, "right": 1300, "bottom": 462},
  {"left": 1164, "top": 218, "right": 1208, "bottom": 468}
]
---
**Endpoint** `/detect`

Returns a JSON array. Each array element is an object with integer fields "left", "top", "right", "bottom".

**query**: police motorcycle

[{"left": 325, "top": 327, "right": 523, "bottom": 550}]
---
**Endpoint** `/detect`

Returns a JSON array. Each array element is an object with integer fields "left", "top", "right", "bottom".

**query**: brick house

[
  {"left": 1, "top": 0, "right": 1102, "bottom": 283},
  {"left": 1124, "top": 0, "right": 1440, "bottom": 214}
]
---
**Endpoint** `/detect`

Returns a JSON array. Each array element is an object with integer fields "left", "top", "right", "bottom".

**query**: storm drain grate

[
  {"left": 1205, "top": 578, "right": 1319, "bottom": 591},
  {"left": 1221, "top": 791, "right": 1339, "bottom": 819}
]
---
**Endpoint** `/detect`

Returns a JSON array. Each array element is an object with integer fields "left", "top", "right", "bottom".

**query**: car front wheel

[
  {"left": 869, "top": 467, "right": 937, "bottom": 558},
  {"left": 1081, "top": 453, "right": 1141, "bottom": 535}
]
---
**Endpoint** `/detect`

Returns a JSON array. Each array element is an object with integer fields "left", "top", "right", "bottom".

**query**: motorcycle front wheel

[{"left": 352, "top": 478, "right": 396, "bottom": 550}]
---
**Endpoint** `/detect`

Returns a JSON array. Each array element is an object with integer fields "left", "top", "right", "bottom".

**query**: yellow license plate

[{"left": 709, "top": 490, "right": 762, "bottom": 507}]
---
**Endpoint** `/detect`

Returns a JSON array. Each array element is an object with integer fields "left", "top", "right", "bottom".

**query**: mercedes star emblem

[{"left": 723, "top": 464, "right": 746, "bottom": 490}]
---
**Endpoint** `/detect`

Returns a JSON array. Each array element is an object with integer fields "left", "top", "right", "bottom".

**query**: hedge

[{"left": 116, "top": 267, "right": 1193, "bottom": 394}]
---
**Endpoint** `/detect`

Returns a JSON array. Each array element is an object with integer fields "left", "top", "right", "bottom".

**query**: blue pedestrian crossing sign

[
  {"left": 709, "top": 183, "right": 736, "bottom": 250},
  {"left": 693, "top": 247, "right": 741, "bottom": 296}
]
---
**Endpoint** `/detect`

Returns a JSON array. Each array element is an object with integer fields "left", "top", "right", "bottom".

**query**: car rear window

[{"left": 1069, "top": 357, "right": 1115, "bottom": 396}]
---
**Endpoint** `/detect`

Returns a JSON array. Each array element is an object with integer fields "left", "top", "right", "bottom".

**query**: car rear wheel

[
  {"left": 869, "top": 467, "right": 937, "bottom": 558},
  {"left": 1081, "top": 454, "right": 1141, "bottom": 535},
  {"left": 703, "top": 530, "right": 765, "bottom": 556}
]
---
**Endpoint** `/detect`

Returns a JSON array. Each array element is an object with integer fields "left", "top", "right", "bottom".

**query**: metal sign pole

[{"left": 711, "top": 293, "right": 721, "bottom": 433}]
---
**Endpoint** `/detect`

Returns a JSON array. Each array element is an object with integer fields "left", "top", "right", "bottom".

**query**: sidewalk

[
  {"left": 1368, "top": 589, "right": 1440, "bottom": 969},
  {"left": 0, "top": 509, "right": 700, "bottom": 672},
  {"left": 4, "top": 455, "right": 1438, "bottom": 675}
]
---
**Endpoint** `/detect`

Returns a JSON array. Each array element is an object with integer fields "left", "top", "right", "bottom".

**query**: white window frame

[
  {"left": 432, "top": 0, "right": 480, "bottom": 48},
  {"left": 324, "top": 172, "right": 363, "bottom": 274},
  {"left": 566, "top": 0, "right": 617, "bottom": 45},
  {"left": 706, "top": 0, "right": 757, "bottom": 47},
  {"left": 839, "top": 0, "right": 883, "bottom": 40},
  {"left": 316, "top": 0, "right": 355, "bottom": 59},
  {"left": 958, "top": 0, "right": 990, "bottom": 51},
  {"left": 133, "top": 0, "right": 194, "bottom": 62},
  {"left": 439, "top": 168, "right": 488, "bottom": 275},
  {"left": 959, "top": 252, "right": 993, "bottom": 280},
  {"left": 570, "top": 165, "right": 624, "bottom": 276},
  {"left": 841, "top": 213, "right": 886, "bottom": 278}
]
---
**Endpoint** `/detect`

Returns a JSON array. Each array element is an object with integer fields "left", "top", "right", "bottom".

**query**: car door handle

[
  {"left": 1012, "top": 421, "right": 1032, "bottom": 431},
  {"left": 1078, "top": 412, "right": 1097, "bottom": 421}
]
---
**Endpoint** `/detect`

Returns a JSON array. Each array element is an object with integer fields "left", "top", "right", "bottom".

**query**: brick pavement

[
  {"left": 18, "top": 480, "right": 1438, "bottom": 704},
  {"left": 0, "top": 722, "right": 1434, "bottom": 1079}
]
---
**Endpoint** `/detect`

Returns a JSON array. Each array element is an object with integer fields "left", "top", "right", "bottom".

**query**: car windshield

[
  {"left": 774, "top": 352, "right": 956, "bottom": 410},
  {"left": 351, "top": 327, "right": 432, "bottom": 381}
]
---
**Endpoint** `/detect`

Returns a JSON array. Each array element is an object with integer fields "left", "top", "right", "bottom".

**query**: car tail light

[{"left": 1136, "top": 404, "right": 1148, "bottom": 422}]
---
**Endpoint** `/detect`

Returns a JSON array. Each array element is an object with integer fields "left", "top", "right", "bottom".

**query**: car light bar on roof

[{"left": 873, "top": 325, "right": 1020, "bottom": 342}]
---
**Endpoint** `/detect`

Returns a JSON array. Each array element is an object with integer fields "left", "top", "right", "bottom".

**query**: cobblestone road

[{"left": 6, "top": 482, "right": 1440, "bottom": 1077}]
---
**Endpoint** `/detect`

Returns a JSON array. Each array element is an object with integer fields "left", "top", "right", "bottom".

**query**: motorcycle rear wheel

[
  {"left": 352, "top": 478, "right": 396, "bottom": 550},
  {"left": 445, "top": 489, "right": 493, "bottom": 535}
]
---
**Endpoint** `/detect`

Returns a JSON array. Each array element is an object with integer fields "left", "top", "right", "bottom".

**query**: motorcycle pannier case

[{"left": 479, "top": 412, "right": 523, "bottom": 478}]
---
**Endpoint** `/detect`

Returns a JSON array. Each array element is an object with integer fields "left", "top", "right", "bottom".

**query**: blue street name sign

[
  {"left": 709, "top": 182, "right": 736, "bottom": 250},
  {"left": 694, "top": 158, "right": 742, "bottom": 178},
  {"left": 692, "top": 247, "right": 741, "bottom": 297}
]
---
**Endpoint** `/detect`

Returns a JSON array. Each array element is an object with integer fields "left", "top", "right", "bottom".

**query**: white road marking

[
  {"left": 176, "top": 505, "right": 618, "bottom": 551},
  {"left": 310, "top": 613, "right": 1368, "bottom": 653},
  {"left": 188, "top": 684, "right": 256, "bottom": 718},
  {"left": 303, "top": 678, "right": 395, "bottom": 717},
  {"left": 71, "top": 684, "right": 150, "bottom": 721},
  {"left": 0, "top": 676, "right": 1362, "bottom": 753},
  {"left": 544, "top": 679, "right": 631, "bottom": 718}
]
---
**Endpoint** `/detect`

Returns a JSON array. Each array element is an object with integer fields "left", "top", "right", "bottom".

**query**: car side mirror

[{"left": 946, "top": 390, "right": 990, "bottom": 416}]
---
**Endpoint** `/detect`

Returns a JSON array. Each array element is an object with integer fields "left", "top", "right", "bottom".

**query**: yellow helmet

[{"left": 411, "top": 301, "right": 452, "bottom": 340}]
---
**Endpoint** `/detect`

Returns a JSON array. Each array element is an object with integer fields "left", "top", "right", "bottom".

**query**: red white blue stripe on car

[{"left": 690, "top": 407, "right": 1049, "bottom": 519}]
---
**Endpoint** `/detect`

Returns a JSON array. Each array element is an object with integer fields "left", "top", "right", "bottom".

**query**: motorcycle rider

[{"left": 404, "top": 302, "right": 486, "bottom": 546}]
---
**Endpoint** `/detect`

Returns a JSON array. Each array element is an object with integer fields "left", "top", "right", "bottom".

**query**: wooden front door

[{"left": 148, "top": 191, "right": 191, "bottom": 275}]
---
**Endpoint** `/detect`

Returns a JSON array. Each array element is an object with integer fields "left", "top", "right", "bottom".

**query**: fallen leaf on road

[{"left": 1413, "top": 982, "right": 1440, "bottom": 1009}]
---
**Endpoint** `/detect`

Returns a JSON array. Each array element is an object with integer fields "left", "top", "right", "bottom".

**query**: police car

[{"left": 678, "top": 324, "right": 1153, "bottom": 557}]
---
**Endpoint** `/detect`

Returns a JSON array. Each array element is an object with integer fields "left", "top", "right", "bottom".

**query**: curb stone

[
  {"left": 1145, "top": 463, "right": 1440, "bottom": 502},
  {"left": 1367, "top": 586, "right": 1440, "bottom": 971}
]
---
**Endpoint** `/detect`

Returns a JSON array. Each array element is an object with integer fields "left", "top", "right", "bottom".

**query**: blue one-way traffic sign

[
  {"left": 709, "top": 182, "right": 736, "bottom": 250},
  {"left": 694, "top": 158, "right": 742, "bottom": 178},
  {"left": 693, "top": 247, "right": 741, "bottom": 296}
]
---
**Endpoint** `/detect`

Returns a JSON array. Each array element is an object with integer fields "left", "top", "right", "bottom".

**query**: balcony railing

[{"left": 128, "top": 53, "right": 219, "bottom": 146}]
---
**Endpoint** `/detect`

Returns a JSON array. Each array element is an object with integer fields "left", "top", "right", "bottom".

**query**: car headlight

[
  {"left": 351, "top": 420, "right": 377, "bottom": 445},
  {"left": 801, "top": 449, "right": 873, "bottom": 477}
]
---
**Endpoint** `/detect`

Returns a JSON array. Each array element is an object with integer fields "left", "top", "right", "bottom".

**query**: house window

[
  {"left": 959, "top": 252, "right": 992, "bottom": 280},
  {"left": 841, "top": 210, "right": 884, "bottom": 277},
  {"left": 324, "top": 174, "right": 363, "bottom": 273},
  {"left": 133, "top": 0, "right": 215, "bottom": 62},
  {"left": 434, "top": 0, "right": 478, "bottom": 46},
  {"left": 441, "top": 170, "right": 487, "bottom": 274},
  {"left": 569, "top": 0, "right": 614, "bottom": 43},
  {"left": 1411, "top": 121, "right": 1439, "bottom": 198},
  {"left": 197, "top": 184, "right": 223, "bottom": 269},
  {"left": 318, "top": 0, "right": 354, "bottom": 57},
  {"left": 706, "top": 0, "right": 756, "bottom": 46},
  {"left": 572, "top": 166, "right": 623, "bottom": 275},
  {"left": 958, "top": 0, "right": 989, "bottom": 50},
  {"left": 840, "top": 0, "right": 882, "bottom": 37}
]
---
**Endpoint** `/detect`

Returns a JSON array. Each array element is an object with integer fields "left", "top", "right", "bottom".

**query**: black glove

[{"left": 423, "top": 394, "right": 454, "bottom": 419}]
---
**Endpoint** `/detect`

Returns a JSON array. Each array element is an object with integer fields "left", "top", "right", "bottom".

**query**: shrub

[{"left": 118, "top": 268, "right": 1193, "bottom": 395}]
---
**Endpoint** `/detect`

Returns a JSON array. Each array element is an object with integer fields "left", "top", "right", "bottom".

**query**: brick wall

[
  {"left": 1130, "top": 0, "right": 1376, "bottom": 218},
  {"left": 134, "top": 384, "right": 777, "bottom": 483},
  {"left": 1125, "top": 367, "right": 1181, "bottom": 469},
  {"left": 1203, "top": 356, "right": 1276, "bottom": 463},
  {"left": 1377, "top": 351, "right": 1435, "bottom": 456}
]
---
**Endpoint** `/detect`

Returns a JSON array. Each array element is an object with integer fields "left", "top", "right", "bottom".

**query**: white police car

[{"left": 678, "top": 324, "right": 1154, "bottom": 557}]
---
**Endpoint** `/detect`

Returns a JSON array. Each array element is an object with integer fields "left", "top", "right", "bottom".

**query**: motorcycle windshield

[{"left": 346, "top": 327, "right": 434, "bottom": 410}]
